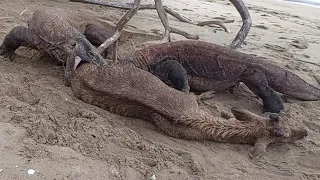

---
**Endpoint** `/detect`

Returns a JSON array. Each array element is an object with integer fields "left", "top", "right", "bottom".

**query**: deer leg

[
  {"left": 227, "top": 0, "right": 252, "bottom": 49},
  {"left": 97, "top": 0, "right": 141, "bottom": 63},
  {"left": 0, "top": 26, "right": 40, "bottom": 60},
  {"left": 154, "top": 0, "right": 171, "bottom": 42},
  {"left": 240, "top": 68, "right": 284, "bottom": 113},
  {"left": 152, "top": 59, "right": 190, "bottom": 92},
  {"left": 151, "top": 113, "right": 211, "bottom": 140}
]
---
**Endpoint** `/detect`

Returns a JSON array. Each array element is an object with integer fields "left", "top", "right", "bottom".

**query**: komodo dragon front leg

[
  {"left": 150, "top": 58, "right": 217, "bottom": 102},
  {"left": 0, "top": 26, "right": 70, "bottom": 84},
  {"left": 240, "top": 67, "right": 284, "bottom": 113},
  {"left": 0, "top": 26, "right": 40, "bottom": 60},
  {"left": 0, "top": 25, "right": 100, "bottom": 86},
  {"left": 152, "top": 58, "right": 190, "bottom": 92}
]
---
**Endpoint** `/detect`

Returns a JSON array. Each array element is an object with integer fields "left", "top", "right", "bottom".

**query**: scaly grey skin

[
  {"left": 0, "top": 8, "right": 109, "bottom": 85},
  {"left": 122, "top": 40, "right": 320, "bottom": 113},
  {"left": 150, "top": 58, "right": 190, "bottom": 92}
]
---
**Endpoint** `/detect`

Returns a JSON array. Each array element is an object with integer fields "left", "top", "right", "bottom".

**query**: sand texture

[{"left": 0, "top": 0, "right": 319, "bottom": 179}]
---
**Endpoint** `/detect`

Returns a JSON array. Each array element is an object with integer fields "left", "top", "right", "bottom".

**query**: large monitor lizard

[{"left": 122, "top": 40, "right": 320, "bottom": 113}]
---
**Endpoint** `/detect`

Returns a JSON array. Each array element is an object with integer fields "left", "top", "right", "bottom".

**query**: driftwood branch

[
  {"left": 197, "top": 20, "right": 235, "bottom": 33},
  {"left": 169, "top": 27, "right": 199, "bottom": 40},
  {"left": 69, "top": 0, "right": 231, "bottom": 35},
  {"left": 0, "top": 17, "right": 14, "bottom": 20},
  {"left": 70, "top": 0, "right": 192, "bottom": 23},
  {"left": 295, "top": 59, "right": 320, "bottom": 68},
  {"left": 97, "top": 0, "right": 141, "bottom": 63},
  {"left": 154, "top": 0, "right": 171, "bottom": 42},
  {"left": 19, "top": 0, "right": 28, "bottom": 16},
  {"left": 227, "top": 0, "right": 252, "bottom": 49}
]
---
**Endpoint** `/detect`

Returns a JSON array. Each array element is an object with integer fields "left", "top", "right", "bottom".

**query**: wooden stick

[
  {"left": 19, "top": 0, "right": 28, "bottom": 16},
  {"left": 97, "top": 0, "right": 141, "bottom": 62},
  {"left": 227, "top": 0, "right": 252, "bottom": 49},
  {"left": 154, "top": 0, "right": 171, "bottom": 42},
  {"left": 69, "top": 0, "right": 231, "bottom": 35}
]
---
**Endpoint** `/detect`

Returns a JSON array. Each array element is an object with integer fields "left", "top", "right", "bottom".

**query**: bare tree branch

[
  {"left": 70, "top": 0, "right": 253, "bottom": 49},
  {"left": 19, "top": 0, "right": 28, "bottom": 16},
  {"left": 97, "top": 0, "right": 141, "bottom": 63},
  {"left": 70, "top": 0, "right": 231, "bottom": 33},
  {"left": 154, "top": 0, "right": 171, "bottom": 42},
  {"left": 169, "top": 27, "right": 199, "bottom": 40},
  {"left": 197, "top": 20, "right": 235, "bottom": 33},
  {"left": 227, "top": 0, "right": 252, "bottom": 49}
]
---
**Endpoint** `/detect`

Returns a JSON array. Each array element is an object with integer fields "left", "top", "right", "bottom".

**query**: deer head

[{"left": 231, "top": 107, "right": 308, "bottom": 158}]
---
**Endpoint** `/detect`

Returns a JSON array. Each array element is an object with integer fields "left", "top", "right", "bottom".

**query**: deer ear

[{"left": 231, "top": 107, "right": 261, "bottom": 122}]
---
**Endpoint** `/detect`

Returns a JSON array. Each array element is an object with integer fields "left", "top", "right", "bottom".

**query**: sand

[{"left": 0, "top": 0, "right": 319, "bottom": 179}]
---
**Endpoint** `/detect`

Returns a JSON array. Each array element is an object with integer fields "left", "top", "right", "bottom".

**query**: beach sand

[{"left": 0, "top": 0, "right": 319, "bottom": 179}]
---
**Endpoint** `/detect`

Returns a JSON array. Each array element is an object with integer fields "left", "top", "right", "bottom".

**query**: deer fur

[{"left": 70, "top": 62, "right": 308, "bottom": 158}]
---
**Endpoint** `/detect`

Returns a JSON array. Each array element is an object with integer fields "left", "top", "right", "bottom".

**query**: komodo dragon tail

[{"left": 266, "top": 66, "right": 320, "bottom": 101}]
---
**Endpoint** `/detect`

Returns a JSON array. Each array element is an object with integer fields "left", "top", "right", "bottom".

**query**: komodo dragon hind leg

[
  {"left": 0, "top": 26, "right": 39, "bottom": 60},
  {"left": 240, "top": 68, "right": 284, "bottom": 113},
  {"left": 83, "top": 24, "right": 114, "bottom": 58},
  {"left": 152, "top": 59, "right": 190, "bottom": 92},
  {"left": 83, "top": 24, "right": 109, "bottom": 47},
  {"left": 227, "top": 0, "right": 252, "bottom": 49}
]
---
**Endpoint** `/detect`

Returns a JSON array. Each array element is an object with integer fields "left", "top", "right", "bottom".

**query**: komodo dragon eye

[{"left": 70, "top": 42, "right": 77, "bottom": 48}]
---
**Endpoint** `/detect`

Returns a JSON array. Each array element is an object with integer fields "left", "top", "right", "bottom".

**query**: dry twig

[
  {"left": 154, "top": 0, "right": 171, "bottom": 42},
  {"left": 69, "top": 0, "right": 232, "bottom": 36},
  {"left": 295, "top": 59, "right": 320, "bottom": 68},
  {"left": 97, "top": 0, "right": 141, "bottom": 63},
  {"left": 19, "top": 0, "right": 28, "bottom": 16}
]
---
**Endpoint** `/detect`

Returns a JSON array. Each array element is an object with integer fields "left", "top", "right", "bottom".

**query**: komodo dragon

[
  {"left": 122, "top": 40, "right": 320, "bottom": 113},
  {"left": 0, "top": 8, "right": 109, "bottom": 85},
  {"left": 70, "top": 60, "right": 308, "bottom": 158}
]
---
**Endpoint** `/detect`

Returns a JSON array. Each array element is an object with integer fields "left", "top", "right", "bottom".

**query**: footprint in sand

[
  {"left": 263, "top": 43, "right": 287, "bottom": 52},
  {"left": 290, "top": 39, "right": 309, "bottom": 49},
  {"left": 253, "top": 24, "right": 268, "bottom": 30},
  {"left": 297, "top": 152, "right": 320, "bottom": 170}
]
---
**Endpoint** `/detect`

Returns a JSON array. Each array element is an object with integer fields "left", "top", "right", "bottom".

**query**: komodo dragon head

[{"left": 70, "top": 37, "right": 105, "bottom": 70}]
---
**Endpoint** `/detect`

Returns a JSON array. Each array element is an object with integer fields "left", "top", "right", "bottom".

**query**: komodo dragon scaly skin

[
  {"left": 0, "top": 8, "right": 110, "bottom": 85},
  {"left": 122, "top": 40, "right": 320, "bottom": 113},
  {"left": 70, "top": 61, "right": 307, "bottom": 158}
]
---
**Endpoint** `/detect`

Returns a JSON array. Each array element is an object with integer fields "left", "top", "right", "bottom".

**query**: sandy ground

[{"left": 0, "top": 0, "right": 319, "bottom": 179}]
